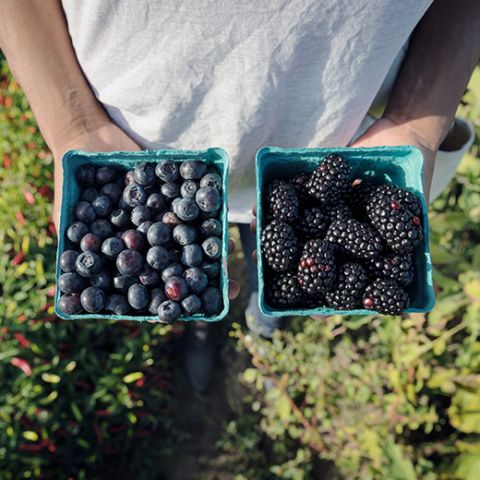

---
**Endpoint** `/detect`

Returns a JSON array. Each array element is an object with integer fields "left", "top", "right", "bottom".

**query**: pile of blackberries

[
  {"left": 261, "top": 154, "right": 424, "bottom": 315},
  {"left": 57, "top": 160, "right": 224, "bottom": 323}
]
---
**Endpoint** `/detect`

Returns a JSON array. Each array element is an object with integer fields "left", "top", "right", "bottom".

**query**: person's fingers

[
  {"left": 250, "top": 217, "right": 256, "bottom": 233},
  {"left": 252, "top": 250, "right": 257, "bottom": 263},
  {"left": 252, "top": 204, "right": 256, "bottom": 217},
  {"left": 228, "top": 279, "right": 240, "bottom": 299},
  {"left": 228, "top": 239, "right": 235, "bottom": 254}
]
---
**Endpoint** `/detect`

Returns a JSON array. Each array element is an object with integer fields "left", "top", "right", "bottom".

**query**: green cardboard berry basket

[
  {"left": 255, "top": 145, "right": 435, "bottom": 317},
  {"left": 55, "top": 148, "right": 230, "bottom": 322}
]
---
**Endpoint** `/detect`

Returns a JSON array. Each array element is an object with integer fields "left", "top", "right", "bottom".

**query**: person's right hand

[{"left": 52, "top": 121, "right": 140, "bottom": 230}]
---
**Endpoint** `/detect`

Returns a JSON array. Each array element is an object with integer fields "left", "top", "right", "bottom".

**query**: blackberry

[
  {"left": 265, "top": 180, "right": 300, "bottom": 224},
  {"left": 290, "top": 172, "right": 311, "bottom": 201},
  {"left": 298, "top": 207, "right": 330, "bottom": 240},
  {"left": 297, "top": 240, "right": 336, "bottom": 295},
  {"left": 345, "top": 180, "right": 375, "bottom": 219},
  {"left": 326, "top": 218, "right": 383, "bottom": 261},
  {"left": 362, "top": 278, "right": 409, "bottom": 315},
  {"left": 325, "top": 262, "right": 369, "bottom": 309},
  {"left": 366, "top": 194, "right": 423, "bottom": 253},
  {"left": 368, "top": 253, "right": 414, "bottom": 286},
  {"left": 261, "top": 220, "right": 299, "bottom": 273},
  {"left": 306, "top": 154, "right": 351, "bottom": 204},
  {"left": 267, "top": 272, "right": 304, "bottom": 308},
  {"left": 369, "top": 184, "right": 422, "bottom": 216},
  {"left": 323, "top": 202, "right": 352, "bottom": 221}
]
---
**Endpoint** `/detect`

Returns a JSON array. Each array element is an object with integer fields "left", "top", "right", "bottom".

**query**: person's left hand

[{"left": 351, "top": 117, "right": 436, "bottom": 202}]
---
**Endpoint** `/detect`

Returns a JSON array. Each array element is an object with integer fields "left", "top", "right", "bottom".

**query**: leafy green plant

[{"left": 0, "top": 59, "right": 179, "bottom": 479}]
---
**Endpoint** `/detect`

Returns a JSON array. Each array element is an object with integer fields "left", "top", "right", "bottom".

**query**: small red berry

[
  {"left": 320, "top": 164, "right": 328, "bottom": 172},
  {"left": 391, "top": 201, "right": 401, "bottom": 210},
  {"left": 412, "top": 216, "right": 421, "bottom": 226},
  {"left": 305, "top": 257, "right": 314, "bottom": 267},
  {"left": 363, "top": 297, "right": 374, "bottom": 308}
]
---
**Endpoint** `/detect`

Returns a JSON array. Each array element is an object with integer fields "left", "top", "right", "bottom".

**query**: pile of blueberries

[{"left": 57, "top": 159, "right": 224, "bottom": 323}]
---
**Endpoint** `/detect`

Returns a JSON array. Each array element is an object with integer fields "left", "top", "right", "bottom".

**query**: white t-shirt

[{"left": 61, "top": 0, "right": 432, "bottom": 223}]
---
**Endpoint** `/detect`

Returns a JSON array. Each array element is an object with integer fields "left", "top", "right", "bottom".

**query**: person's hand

[
  {"left": 351, "top": 117, "right": 435, "bottom": 201},
  {"left": 52, "top": 121, "right": 141, "bottom": 229}
]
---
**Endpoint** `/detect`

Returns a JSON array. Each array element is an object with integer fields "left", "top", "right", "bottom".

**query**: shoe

[
  {"left": 182, "top": 321, "right": 216, "bottom": 393},
  {"left": 245, "top": 292, "right": 281, "bottom": 339}
]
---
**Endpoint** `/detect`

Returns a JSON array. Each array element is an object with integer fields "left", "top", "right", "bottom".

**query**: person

[{"left": 1, "top": 0, "right": 479, "bottom": 392}]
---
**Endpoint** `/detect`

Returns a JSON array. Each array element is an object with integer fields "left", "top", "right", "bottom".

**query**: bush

[
  {"left": 225, "top": 69, "right": 480, "bottom": 480},
  {"left": 0, "top": 60, "right": 178, "bottom": 479}
]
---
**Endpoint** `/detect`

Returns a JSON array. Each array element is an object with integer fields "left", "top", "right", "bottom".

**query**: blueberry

[
  {"left": 171, "top": 197, "right": 182, "bottom": 214},
  {"left": 201, "top": 287, "right": 223, "bottom": 315},
  {"left": 81, "top": 187, "right": 98, "bottom": 203},
  {"left": 146, "top": 246, "right": 169, "bottom": 270},
  {"left": 96, "top": 166, "right": 117, "bottom": 185},
  {"left": 184, "top": 267, "right": 208, "bottom": 294},
  {"left": 161, "top": 182, "right": 180, "bottom": 200},
  {"left": 164, "top": 276, "right": 188, "bottom": 301},
  {"left": 139, "top": 265, "right": 160, "bottom": 287},
  {"left": 181, "top": 244, "right": 203, "bottom": 267},
  {"left": 202, "top": 237, "right": 222, "bottom": 260},
  {"left": 133, "top": 162, "right": 156, "bottom": 186},
  {"left": 161, "top": 263, "right": 184, "bottom": 282},
  {"left": 75, "top": 252, "right": 103, "bottom": 277},
  {"left": 80, "top": 233, "right": 101, "bottom": 252},
  {"left": 76, "top": 165, "right": 96, "bottom": 187},
  {"left": 147, "top": 222, "right": 171, "bottom": 246},
  {"left": 180, "top": 160, "right": 207, "bottom": 180},
  {"left": 201, "top": 261, "right": 221, "bottom": 278},
  {"left": 123, "top": 184, "right": 147, "bottom": 207},
  {"left": 59, "top": 272, "right": 88, "bottom": 294},
  {"left": 195, "top": 187, "right": 221, "bottom": 213},
  {"left": 58, "top": 293, "right": 83, "bottom": 315},
  {"left": 110, "top": 209, "right": 131, "bottom": 228},
  {"left": 80, "top": 286, "right": 106, "bottom": 313},
  {"left": 100, "top": 183, "right": 122, "bottom": 204},
  {"left": 200, "top": 172, "right": 222, "bottom": 190},
  {"left": 121, "top": 229, "right": 145, "bottom": 251},
  {"left": 200, "top": 219, "right": 222, "bottom": 237},
  {"left": 148, "top": 288, "right": 167, "bottom": 315},
  {"left": 125, "top": 170, "right": 136, "bottom": 185},
  {"left": 105, "top": 294, "right": 130, "bottom": 315},
  {"left": 157, "top": 300, "right": 181, "bottom": 323},
  {"left": 181, "top": 295, "right": 202, "bottom": 315},
  {"left": 67, "top": 222, "right": 89, "bottom": 244},
  {"left": 174, "top": 198, "right": 199, "bottom": 222},
  {"left": 113, "top": 275, "right": 139, "bottom": 292},
  {"left": 101, "top": 237, "right": 125, "bottom": 259},
  {"left": 116, "top": 249, "right": 144, "bottom": 276},
  {"left": 131, "top": 205, "right": 151, "bottom": 226},
  {"left": 74, "top": 201, "right": 96, "bottom": 224},
  {"left": 60, "top": 250, "right": 79, "bottom": 273},
  {"left": 89, "top": 219, "right": 114, "bottom": 240},
  {"left": 146, "top": 193, "right": 166, "bottom": 212},
  {"left": 92, "top": 195, "right": 113, "bottom": 218},
  {"left": 91, "top": 271, "right": 113, "bottom": 290},
  {"left": 173, "top": 224, "right": 198, "bottom": 245},
  {"left": 162, "top": 211, "right": 182, "bottom": 227},
  {"left": 180, "top": 180, "right": 199, "bottom": 199},
  {"left": 137, "top": 221, "right": 154, "bottom": 236},
  {"left": 127, "top": 283, "right": 150, "bottom": 310},
  {"left": 155, "top": 160, "right": 179, "bottom": 182}
]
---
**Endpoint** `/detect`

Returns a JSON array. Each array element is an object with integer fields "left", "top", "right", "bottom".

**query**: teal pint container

[
  {"left": 255, "top": 146, "right": 435, "bottom": 317},
  {"left": 55, "top": 148, "right": 230, "bottom": 322}
]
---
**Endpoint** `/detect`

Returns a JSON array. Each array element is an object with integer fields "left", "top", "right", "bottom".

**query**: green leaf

[
  {"left": 454, "top": 453, "right": 480, "bottom": 480},
  {"left": 41, "top": 373, "right": 61, "bottom": 384},
  {"left": 122, "top": 372, "right": 144, "bottom": 384},
  {"left": 22, "top": 431, "right": 38, "bottom": 442},
  {"left": 384, "top": 437, "right": 416, "bottom": 480},
  {"left": 449, "top": 389, "right": 480, "bottom": 433}
]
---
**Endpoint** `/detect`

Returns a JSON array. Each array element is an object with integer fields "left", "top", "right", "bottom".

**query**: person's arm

[
  {"left": 353, "top": 0, "right": 480, "bottom": 199},
  {"left": 0, "top": 0, "right": 139, "bottom": 226}
]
